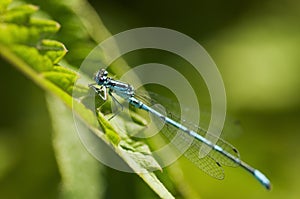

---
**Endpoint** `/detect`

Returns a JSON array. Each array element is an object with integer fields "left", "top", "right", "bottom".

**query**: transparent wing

[
  {"left": 162, "top": 120, "right": 240, "bottom": 179},
  {"left": 163, "top": 123, "right": 225, "bottom": 179},
  {"left": 134, "top": 90, "right": 241, "bottom": 179},
  {"left": 184, "top": 121, "right": 240, "bottom": 167},
  {"left": 207, "top": 134, "right": 240, "bottom": 167}
]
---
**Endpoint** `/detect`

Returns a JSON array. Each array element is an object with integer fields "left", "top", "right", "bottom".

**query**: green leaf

[
  {"left": 47, "top": 94, "right": 104, "bottom": 199},
  {"left": 38, "top": 39, "right": 67, "bottom": 64},
  {"left": 42, "top": 71, "right": 76, "bottom": 95},
  {"left": 0, "top": 18, "right": 60, "bottom": 45},
  {"left": 11, "top": 44, "right": 53, "bottom": 71},
  {"left": 0, "top": 4, "right": 38, "bottom": 24},
  {"left": 0, "top": 23, "right": 33, "bottom": 44},
  {"left": 0, "top": 0, "right": 12, "bottom": 13},
  {"left": 0, "top": 1, "right": 176, "bottom": 198},
  {"left": 29, "top": 18, "right": 60, "bottom": 34}
]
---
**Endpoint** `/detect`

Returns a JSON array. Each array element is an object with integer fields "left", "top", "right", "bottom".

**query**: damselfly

[{"left": 89, "top": 69, "right": 271, "bottom": 190}]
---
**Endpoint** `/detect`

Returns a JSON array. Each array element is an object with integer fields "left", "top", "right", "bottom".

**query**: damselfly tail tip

[{"left": 254, "top": 169, "right": 272, "bottom": 190}]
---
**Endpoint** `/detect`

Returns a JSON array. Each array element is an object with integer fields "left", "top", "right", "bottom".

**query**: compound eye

[
  {"left": 100, "top": 75, "right": 107, "bottom": 81},
  {"left": 103, "top": 70, "right": 108, "bottom": 76},
  {"left": 94, "top": 69, "right": 109, "bottom": 85},
  {"left": 99, "top": 69, "right": 108, "bottom": 76}
]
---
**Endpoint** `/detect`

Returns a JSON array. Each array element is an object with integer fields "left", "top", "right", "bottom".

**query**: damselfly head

[{"left": 94, "top": 69, "right": 108, "bottom": 85}]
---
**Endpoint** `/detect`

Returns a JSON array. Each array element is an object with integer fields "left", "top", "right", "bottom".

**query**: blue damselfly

[{"left": 89, "top": 69, "right": 271, "bottom": 190}]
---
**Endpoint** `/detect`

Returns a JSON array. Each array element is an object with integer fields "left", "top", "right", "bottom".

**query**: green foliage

[
  {"left": 1, "top": 0, "right": 299, "bottom": 198},
  {"left": 47, "top": 95, "right": 104, "bottom": 199},
  {"left": 0, "top": 1, "right": 175, "bottom": 198}
]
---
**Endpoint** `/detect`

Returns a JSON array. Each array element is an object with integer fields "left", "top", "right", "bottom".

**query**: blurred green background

[{"left": 1, "top": 0, "right": 300, "bottom": 198}]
